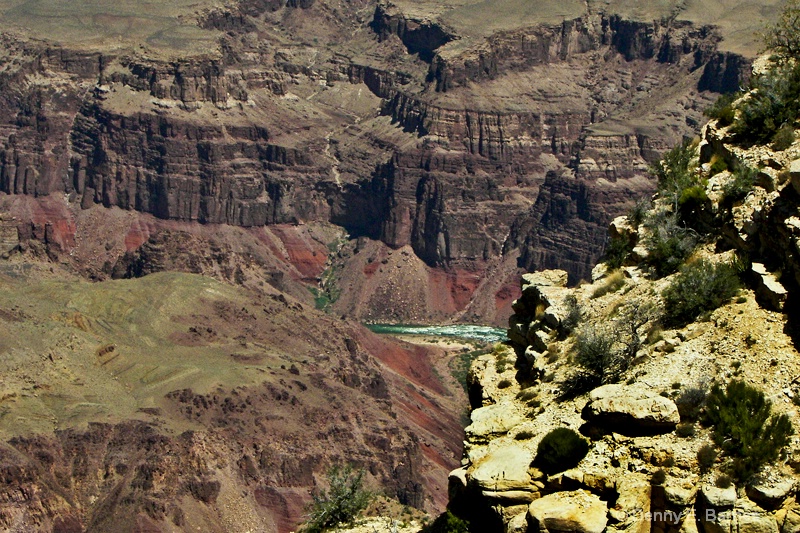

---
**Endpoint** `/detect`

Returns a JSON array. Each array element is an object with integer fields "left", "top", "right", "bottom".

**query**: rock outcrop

[{"left": 445, "top": 77, "right": 800, "bottom": 532}]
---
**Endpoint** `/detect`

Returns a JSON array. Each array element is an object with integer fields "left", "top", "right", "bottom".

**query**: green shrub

[
  {"left": 422, "top": 510, "right": 471, "bottom": 533},
  {"left": 732, "top": 62, "right": 800, "bottom": 144},
  {"left": 677, "top": 185, "right": 710, "bottom": 226},
  {"left": 761, "top": 0, "right": 800, "bottom": 64},
  {"left": 704, "top": 92, "right": 739, "bottom": 126},
  {"left": 715, "top": 474, "right": 733, "bottom": 489},
  {"left": 516, "top": 388, "right": 539, "bottom": 402},
  {"left": 515, "top": 430, "right": 536, "bottom": 440},
  {"left": 704, "top": 380, "right": 793, "bottom": 481},
  {"left": 628, "top": 198, "right": 652, "bottom": 228},
  {"left": 603, "top": 236, "right": 634, "bottom": 270},
  {"left": 772, "top": 123, "right": 796, "bottom": 151},
  {"left": 709, "top": 157, "right": 728, "bottom": 176},
  {"left": 301, "top": 465, "right": 373, "bottom": 533},
  {"left": 559, "top": 295, "right": 583, "bottom": 337},
  {"left": 641, "top": 211, "right": 698, "bottom": 278},
  {"left": 534, "top": 428, "right": 589, "bottom": 475},
  {"left": 722, "top": 166, "right": 757, "bottom": 203},
  {"left": 651, "top": 139, "right": 696, "bottom": 204},
  {"left": 662, "top": 259, "right": 740, "bottom": 327},
  {"left": 651, "top": 469, "right": 667, "bottom": 485},
  {"left": 676, "top": 423, "right": 696, "bottom": 438},
  {"left": 697, "top": 444, "right": 718, "bottom": 472},
  {"left": 498, "top": 379, "right": 512, "bottom": 389}
]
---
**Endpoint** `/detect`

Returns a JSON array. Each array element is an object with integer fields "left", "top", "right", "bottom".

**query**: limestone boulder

[
  {"left": 527, "top": 489, "right": 608, "bottom": 533},
  {"left": 747, "top": 477, "right": 795, "bottom": 510},
  {"left": 790, "top": 159, "right": 800, "bottom": 195},
  {"left": 465, "top": 402, "right": 525, "bottom": 442},
  {"left": 469, "top": 443, "right": 535, "bottom": 492},
  {"left": 582, "top": 384, "right": 680, "bottom": 435}
]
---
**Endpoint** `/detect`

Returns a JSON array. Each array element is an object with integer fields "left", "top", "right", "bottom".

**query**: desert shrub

[
  {"left": 662, "top": 259, "right": 740, "bottom": 327},
  {"left": 651, "top": 469, "right": 667, "bottom": 485},
  {"left": 628, "top": 198, "right": 652, "bottom": 228},
  {"left": 772, "top": 123, "right": 796, "bottom": 151},
  {"left": 301, "top": 465, "right": 373, "bottom": 533},
  {"left": 761, "top": 0, "right": 800, "bottom": 63},
  {"left": 709, "top": 156, "right": 728, "bottom": 176},
  {"left": 722, "top": 166, "right": 757, "bottom": 203},
  {"left": 498, "top": 379, "right": 512, "bottom": 389},
  {"left": 534, "top": 428, "right": 589, "bottom": 475},
  {"left": 677, "top": 184, "right": 709, "bottom": 223},
  {"left": 641, "top": 211, "right": 698, "bottom": 278},
  {"left": 515, "top": 430, "right": 536, "bottom": 440},
  {"left": 704, "top": 92, "right": 739, "bottom": 126},
  {"left": 422, "top": 510, "right": 471, "bottom": 533},
  {"left": 676, "top": 423, "right": 696, "bottom": 438},
  {"left": 732, "top": 62, "right": 800, "bottom": 143},
  {"left": 704, "top": 380, "right": 793, "bottom": 481},
  {"left": 715, "top": 474, "right": 733, "bottom": 489},
  {"left": 603, "top": 236, "right": 634, "bottom": 270},
  {"left": 559, "top": 295, "right": 583, "bottom": 337},
  {"left": 676, "top": 385, "right": 708, "bottom": 422},
  {"left": 697, "top": 445, "right": 718, "bottom": 473},
  {"left": 651, "top": 139, "right": 697, "bottom": 205},
  {"left": 591, "top": 269, "right": 626, "bottom": 299},
  {"left": 559, "top": 326, "right": 619, "bottom": 399}
]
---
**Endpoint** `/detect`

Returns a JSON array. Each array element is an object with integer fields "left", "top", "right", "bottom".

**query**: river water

[{"left": 366, "top": 324, "right": 507, "bottom": 344}]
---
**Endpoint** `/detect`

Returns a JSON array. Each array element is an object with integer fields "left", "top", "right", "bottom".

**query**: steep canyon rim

[{"left": 0, "top": 0, "right": 790, "bottom": 531}]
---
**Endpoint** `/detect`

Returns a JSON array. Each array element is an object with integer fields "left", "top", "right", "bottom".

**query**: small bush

[
  {"left": 592, "top": 270, "right": 626, "bottom": 299},
  {"left": 675, "top": 423, "right": 696, "bottom": 438},
  {"left": 772, "top": 124, "right": 796, "bottom": 151},
  {"left": 516, "top": 388, "right": 539, "bottom": 402},
  {"left": 515, "top": 430, "right": 536, "bottom": 440},
  {"left": 628, "top": 198, "right": 652, "bottom": 228},
  {"left": 697, "top": 444, "right": 718, "bottom": 472},
  {"left": 498, "top": 379, "right": 512, "bottom": 389},
  {"left": 422, "top": 510, "right": 471, "bottom": 533},
  {"left": 301, "top": 465, "right": 373, "bottom": 533},
  {"left": 651, "top": 139, "right": 697, "bottom": 205},
  {"left": 651, "top": 469, "right": 667, "bottom": 485},
  {"left": 722, "top": 166, "right": 757, "bottom": 203},
  {"left": 732, "top": 62, "right": 800, "bottom": 143},
  {"left": 677, "top": 185, "right": 709, "bottom": 223},
  {"left": 715, "top": 474, "right": 733, "bottom": 489},
  {"left": 704, "top": 92, "right": 739, "bottom": 126},
  {"left": 641, "top": 211, "right": 698, "bottom": 278},
  {"left": 559, "top": 295, "right": 583, "bottom": 337},
  {"left": 603, "top": 236, "right": 634, "bottom": 270},
  {"left": 709, "top": 156, "right": 728, "bottom": 176},
  {"left": 534, "top": 428, "right": 589, "bottom": 475},
  {"left": 662, "top": 259, "right": 740, "bottom": 327},
  {"left": 704, "top": 380, "right": 793, "bottom": 481}
]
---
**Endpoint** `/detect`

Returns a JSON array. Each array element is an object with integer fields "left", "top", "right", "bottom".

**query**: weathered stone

[
  {"left": 789, "top": 159, "right": 800, "bottom": 195},
  {"left": 466, "top": 402, "right": 525, "bottom": 442},
  {"left": 778, "top": 503, "right": 800, "bottom": 533},
  {"left": 665, "top": 478, "right": 698, "bottom": 507},
  {"left": 507, "top": 511, "right": 529, "bottom": 533},
  {"left": 582, "top": 384, "right": 680, "bottom": 435},
  {"left": 752, "top": 263, "right": 788, "bottom": 311},
  {"left": 611, "top": 474, "right": 651, "bottom": 533},
  {"left": 747, "top": 477, "right": 795, "bottom": 510},
  {"left": 0, "top": 215, "right": 19, "bottom": 258},
  {"left": 527, "top": 489, "right": 608, "bottom": 533},
  {"left": 469, "top": 443, "right": 534, "bottom": 491},
  {"left": 481, "top": 489, "right": 538, "bottom": 503},
  {"left": 521, "top": 270, "right": 569, "bottom": 292},
  {"left": 701, "top": 484, "right": 737, "bottom": 509},
  {"left": 737, "top": 498, "right": 779, "bottom": 533}
]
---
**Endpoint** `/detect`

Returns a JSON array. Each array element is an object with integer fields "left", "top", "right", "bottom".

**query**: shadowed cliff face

[{"left": 0, "top": 0, "right": 773, "bottom": 323}]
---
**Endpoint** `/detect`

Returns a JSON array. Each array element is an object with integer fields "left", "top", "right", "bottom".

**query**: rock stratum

[
  {"left": 447, "top": 89, "right": 800, "bottom": 531},
  {"left": 0, "top": 0, "right": 786, "bottom": 324}
]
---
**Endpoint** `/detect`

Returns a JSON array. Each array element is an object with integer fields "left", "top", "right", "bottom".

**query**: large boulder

[
  {"left": 527, "top": 489, "right": 608, "bottom": 533},
  {"left": 465, "top": 402, "right": 525, "bottom": 443},
  {"left": 582, "top": 384, "right": 680, "bottom": 435},
  {"left": 469, "top": 443, "right": 535, "bottom": 492}
]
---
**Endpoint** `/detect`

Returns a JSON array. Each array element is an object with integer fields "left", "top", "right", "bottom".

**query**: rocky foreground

[{"left": 445, "top": 102, "right": 800, "bottom": 531}]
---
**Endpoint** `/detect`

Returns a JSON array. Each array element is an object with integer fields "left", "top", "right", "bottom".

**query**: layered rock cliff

[
  {"left": 445, "top": 91, "right": 800, "bottom": 531},
  {"left": 0, "top": 0, "right": 778, "bottom": 323}
]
